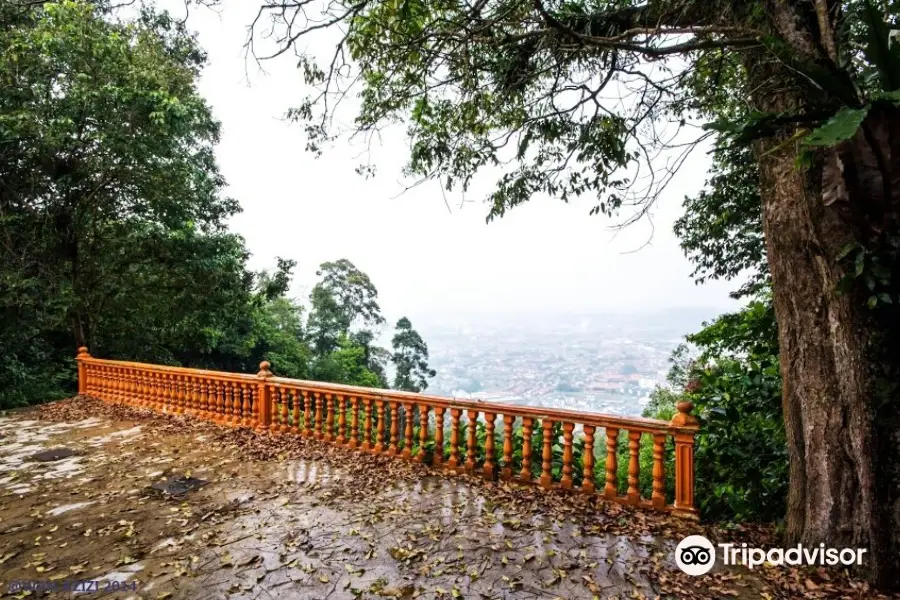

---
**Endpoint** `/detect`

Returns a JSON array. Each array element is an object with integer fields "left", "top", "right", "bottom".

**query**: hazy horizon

[{"left": 155, "top": 0, "right": 745, "bottom": 329}]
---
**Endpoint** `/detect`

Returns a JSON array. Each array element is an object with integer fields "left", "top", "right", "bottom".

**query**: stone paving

[{"left": 1, "top": 399, "right": 888, "bottom": 600}]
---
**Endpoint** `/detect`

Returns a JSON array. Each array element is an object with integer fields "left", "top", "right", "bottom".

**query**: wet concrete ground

[{"left": 0, "top": 399, "right": 892, "bottom": 600}]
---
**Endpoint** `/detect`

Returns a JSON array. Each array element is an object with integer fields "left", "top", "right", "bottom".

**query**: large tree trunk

[
  {"left": 756, "top": 131, "right": 900, "bottom": 590},
  {"left": 741, "top": 3, "right": 900, "bottom": 589}
]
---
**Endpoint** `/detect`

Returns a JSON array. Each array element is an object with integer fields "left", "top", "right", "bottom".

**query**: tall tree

[
  {"left": 249, "top": 0, "right": 900, "bottom": 587},
  {"left": 0, "top": 1, "right": 252, "bottom": 404},
  {"left": 313, "top": 259, "right": 385, "bottom": 330},
  {"left": 306, "top": 259, "right": 390, "bottom": 387},
  {"left": 391, "top": 317, "right": 435, "bottom": 393}
]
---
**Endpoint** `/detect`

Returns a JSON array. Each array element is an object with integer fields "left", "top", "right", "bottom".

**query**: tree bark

[
  {"left": 747, "top": 67, "right": 900, "bottom": 593},
  {"left": 738, "top": 2, "right": 900, "bottom": 588},
  {"left": 756, "top": 135, "right": 900, "bottom": 590}
]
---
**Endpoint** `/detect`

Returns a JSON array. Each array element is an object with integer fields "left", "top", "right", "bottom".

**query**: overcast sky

[{"left": 158, "top": 0, "right": 741, "bottom": 327}]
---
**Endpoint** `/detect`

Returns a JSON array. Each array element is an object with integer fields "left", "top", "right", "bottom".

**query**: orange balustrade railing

[{"left": 75, "top": 348, "right": 700, "bottom": 518}]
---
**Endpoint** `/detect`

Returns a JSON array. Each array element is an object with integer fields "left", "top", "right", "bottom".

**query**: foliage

[
  {"left": 644, "top": 298, "right": 786, "bottom": 522},
  {"left": 391, "top": 317, "right": 436, "bottom": 392},
  {"left": 673, "top": 147, "right": 767, "bottom": 300},
  {"left": 0, "top": 0, "right": 250, "bottom": 406},
  {"left": 0, "top": 3, "right": 433, "bottom": 406},
  {"left": 306, "top": 258, "right": 392, "bottom": 388}
]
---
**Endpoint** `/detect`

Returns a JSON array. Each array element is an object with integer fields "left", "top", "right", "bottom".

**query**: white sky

[{"left": 158, "top": 0, "right": 741, "bottom": 327}]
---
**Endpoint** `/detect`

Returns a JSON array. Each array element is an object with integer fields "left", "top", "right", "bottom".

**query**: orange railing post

[
  {"left": 256, "top": 361, "right": 273, "bottom": 432},
  {"left": 671, "top": 401, "right": 700, "bottom": 519},
  {"left": 76, "top": 347, "right": 91, "bottom": 395}
]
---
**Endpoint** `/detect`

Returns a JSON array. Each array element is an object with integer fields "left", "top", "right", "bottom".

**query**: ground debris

[{"left": 0, "top": 397, "right": 889, "bottom": 600}]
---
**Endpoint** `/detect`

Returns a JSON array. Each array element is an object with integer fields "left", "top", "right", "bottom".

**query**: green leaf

[
  {"left": 867, "top": 295, "right": 878, "bottom": 309},
  {"left": 803, "top": 107, "right": 869, "bottom": 147},
  {"left": 878, "top": 293, "right": 893, "bottom": 304},
  {"left": 835, "top": 242, "right": 858, "bottom": 261}
]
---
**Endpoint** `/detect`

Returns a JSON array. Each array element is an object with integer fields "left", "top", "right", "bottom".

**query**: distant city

[{"left": 412, "top": 308, "right": 723, "bottom": 417}]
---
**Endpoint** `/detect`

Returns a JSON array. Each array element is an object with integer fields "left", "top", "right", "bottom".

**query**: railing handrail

[
  {"left": 80, "top": 355, "right": 696, "bottom": 435},
  {"left": 268, "top": 376, "right": 689, "bottom": 435},
  {"left": 79, "top": 356, "right": 258, "bottom": 383},
  {"left": 76, "top": 348, "right": 699, "bottom": 518}
]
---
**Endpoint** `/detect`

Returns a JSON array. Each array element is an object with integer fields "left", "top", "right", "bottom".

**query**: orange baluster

[
  {"left": 154, "top": 372, "right": 163, "bottom": 409},
  {"left": 314, "top": 392, "right": 324, "bottom": 439},
  {"left": 130, "top": 369, "right": 140, "bottom": 406},
  {"left": 255, "top": 362, "right": 272, "bottom": 431},
  {"left": 374, "top": 400, "right": 386, "bottom": 453},
  {"left": 233, "top": 382, "right": 243, "bottom": 425},
  {"left": 233, "top": 381, "right": 243, "bottom": 423},
  {"left": 116, "top": 367, "right": 125, "bottom": 404},
  {"left": 465, "top": 410, "right": 478, "bottom": 474},
  {"left": 76, "top": 347, "right": 90, "bottom": 395},
  {"left": 289, "top": 390, "right": 299, "bottom": 431},
  {"left": 349, "top": 397, "right": 360, "bottom": 448},
  {"left": 224, "top": 380, "right": 233, "bottom": 422},
  {"left": 627, "top": 430, "right": 641, "bottom": 504},
  {"left": 483, "top": 413, "right": 496, "bottom": 480},
  {"left": 93, "top": 365, "right": 102, "bottom": 400},
  {"left": 323, "top": 393, "right": 334, "bottom": 442},
  {"left": 118, "top": 368, "right": 127, "bottom": 404},
  {"left": 582, "top": 425, "right": 596, "bottom": 494},
  {"left": 146, "top": 371, "right": 156, "bottom": 410},
  {"left": 142, "top": 370, "right": 152, "bottom": 409},
  {"left": 281, "top": 387, "right": 290, "bottom": 433},
  {"left": 140, "top": 370, "right": 148, "bottom": 408},
  {"left": 165, "top": 373, "right": 173, "bottom": 411},
  {"left": 216, "top": 378, "right": 226, "bottom": 420},
  {"left": 302, "top": 391, "right": 312, "bottom": 436},
  {"left": 218, "top": 380, "right": 227, "bottom": 422},
  {"left": 125, "top": 368, "right": 134, "bottom": 405},
  {"left": 433, "top": 407, "right": 444, "bottom": 467},
  {"left": 501, "top": 415, "right": 514, "bottom": 480},
  {"left": 520, "top": 417, "right": 534, "bottom": 481},
  {"left": 540, "top": 419, "right": 554, "bottom": 490},
  {"left": 249, "top": 384, "right": 260, "bottom": 429},
  {"left": 198, "top": 378, "right": 208, "bottom": 418},
  {"left": 178, "top": 374, "right": 187, "bottom": 413},
  {"left": 387, "top": 401, "right": 399, "bottom": 456},
  {"left": 174, "top": 374, "right": 183, "bottom": 413},
  {"left": 185, "top": 377, "right": 195, "bottom": 414},
  {"left": 126, "top": 369, "right": 135, "bottom": 405},
  {"left": 402, "top": 402, "right": 414, "bottom": 459},
  {"left": 238, "top": 383, "right": 248, "bottom": 426},
  {"left": 206, "top": 378, "right": 215, "bottom": 419},
  {"left": 447, "top": 409, "right": 460, "bottom": 469},
  {"left": 561, "top": 422, "right": 574, "bottom": 490},
  {"left": 147, "top": 371, "right": 155, "bottom": 408},
  {"left": 671, "top": 401, "right": 699, "bottom": 518},
  {"left": 206, "top": 378, "right": 214, "bottom": 418},
  {"left": 337, "top": 395, "right": 347, "bottom": 444},
  {"left": 416, "top": 404, "right": 428, "bottom": 463},
  {"left": 135, "top": 370, "right": 145, "bottom": 407},
  {"left": 361, "top": 398, "right": 373, "bottom": 451},
  {"left": 652, "top": 434, "right": 666, "bottom": 508},
  {"left": 605, "top": 427, "right": 619, "bottom": 498}
]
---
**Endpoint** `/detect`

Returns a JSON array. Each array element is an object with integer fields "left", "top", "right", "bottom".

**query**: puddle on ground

[
  {"left": 29, "top": 446, "right": 79, "bottom": 462},
  {"left": 46, "top": 501, "right": 97, "bottom": 516}
]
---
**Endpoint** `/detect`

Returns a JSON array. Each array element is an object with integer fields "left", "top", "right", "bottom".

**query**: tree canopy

[{"left": 0, "top": 1, "right": 434, "bottom": 407}]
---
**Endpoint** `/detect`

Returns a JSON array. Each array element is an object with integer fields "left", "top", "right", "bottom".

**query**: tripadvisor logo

[
  {"left": 674, "top": 535, "right": 868, "bottom": 576},
  {"left": 675, "top": 535, "right": 716, "bottom": 576}
]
